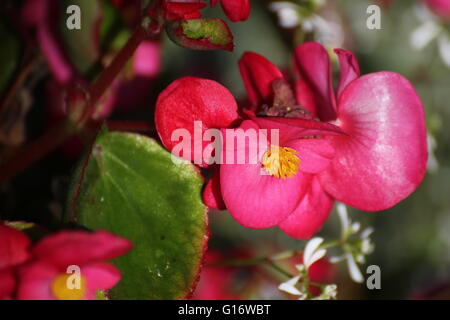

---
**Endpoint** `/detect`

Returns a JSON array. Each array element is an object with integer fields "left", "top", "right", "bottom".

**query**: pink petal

[
  {"left": 16, "top": 261, "right": 59, "bottom": 300},
  {"left": 334, "top": 48, "right": 360, "bottom": 99},
  {"left": 0, "top": 224, "right": 31, "bottom": 270},
  {"left": 27, "top": 0, "right": 101, "bottom": 85},
  {"left": 220, "top": 0, "right": 251, "bottom": 22},
  {"left": 83, "top": 262, "right": 121, "bottom": 292},
  {"left": 203, "top": 170, "right": 226, "bottom": 210},
  {"left": 247, "top": 113, "right": 347, "bottom": 143},
  {"left": 133, "top": 40, "right": 161, "bottom": 77},
  {"left": 31, "top": 230, "right": 132, "bottom": 268},
  {"left": 0, "top": 270, "right": 15, "bottom": 300},
  {"left": 220, "top": 121, "right": 311, "bottom": 228},
  {"left": 163, "top": 2, "right": 206, "bottom": 21},
  {"left": 239, "top": 52, "right": 284, "bottom": 111},
  {"left": 319, "top": 72, "right": 428, "bottom": 211},
  {"left": 294, "top": 42, "right": 337, "bottom": 121},
  {"left": 155, "top": 77, "right": 239, "bottom": 167},
  {"left": 278, "top": 177, "right": 334, "bottom": 239},
  {"left": 38, "top": 16, "right": 74, "bottom": 84},
  {"left": 425, "top": 0, "right": 450, "bottom": 19},
  {"left": 295, "top": 79, "right": 319, "bottom": 118},
  {"left": 284, "top": 139, "right": 335, "bottom": 174}
]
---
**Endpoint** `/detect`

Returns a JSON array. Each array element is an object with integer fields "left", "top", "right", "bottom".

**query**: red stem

[
  {"left": 0, "top": 26, "right": 149, "bottom": 182},
  {"left": 81, "top": 26, "right": 147, "bottom": 122}
]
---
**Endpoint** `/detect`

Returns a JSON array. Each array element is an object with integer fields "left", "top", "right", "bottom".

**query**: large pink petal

[
  {"left": 319, "top": 72, "right": 428, "bottom": 211},
  {"left": 334, "top": 48, "right": 360, "bottom": 99},
  {"left": 278, "top": 177, "right": 334, "bottom": 240},
  {"left": 220, "top": 121, "right": 310, "bottom": 228},
  {"left": 155, "top": 77, "right": 239, "bottom": 167},
  {"left": 294, "top": 42, "right": 337, "bottom": 121},
  {"left": 239, "top": 52, "right": 284, "bottom": 111},
  {"left": 31, "top": 231, "right": 132, "bottom": 268}
]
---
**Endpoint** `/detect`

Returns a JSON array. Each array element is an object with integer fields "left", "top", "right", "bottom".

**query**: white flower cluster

[
  {"left": 268, "top": 0, "right": 344, "bottom": 48},
  {"left": 410, "top": 4, "right": 450, "bottom": 68},
  {"left": 329, "top": 203, "right": 375, "bottom": 283},
  {"left": 278, "top": 237, "right": 337, "bottom": 300}
]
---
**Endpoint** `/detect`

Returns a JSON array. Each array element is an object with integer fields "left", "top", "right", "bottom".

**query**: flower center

[
  {"left": 51, "top": 273, "right": 87, "bottom": 300},
  {"left": 262, "top": 145, "right": 300, "bottom": 179}
]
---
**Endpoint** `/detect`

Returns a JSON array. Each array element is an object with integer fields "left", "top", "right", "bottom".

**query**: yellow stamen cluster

[
  {"left": 262, "top": 145, "right": 300, "bottom": 179},
  {"left": 51, "top": 273, "right": 87, "bottom": 300}
]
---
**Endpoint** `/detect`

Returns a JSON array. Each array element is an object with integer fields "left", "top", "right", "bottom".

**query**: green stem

[
  {"left": 265, "top": 259, "right": 294, "bottom": 279},
  {"left": 319, "top": 239, "right": 344, "bottom": 250}
]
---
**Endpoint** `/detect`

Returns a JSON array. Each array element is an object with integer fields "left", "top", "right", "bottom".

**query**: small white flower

[
  {"left": 295, "top": 264, "right": 306, "bottom": 274},
  {"left": 323, "top": 284, "right": 338, "bottom": 299},
  {"left": 410, "top": 3, "right": 450, "bottom": 68},
  {"left": 269, "top": 2, "right": 301, "bottom": 28},
  {"left": 337, "top": 203, "right": 350, "bottom": 236},
  {"left": 355, "top": 253, "right": 365, "bottom": 264},
  {"left": 278, "top": 275, "right": 302, "bottom": 296},
  {"left": 360, "top": 227, "right": 374, "bottom": 240},
  {"left": 361, "top": 238, "right": 374, "bottom": 255},
  {"left": 297, "top": 292, "right": 308, "bottom": 300},
  {"left": 303, "top": 237, "right": 326, "bottom": 269},
  {"left": 351, "top": 222, "right": 361, "bottom": 233},
  {"left": 346, "top": 253, "right": 364, "bottom": 283},
  {"left": 410, "top": 20, "right": 440, "bottom": 50}
]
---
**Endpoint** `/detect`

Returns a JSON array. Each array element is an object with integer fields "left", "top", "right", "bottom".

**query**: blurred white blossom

[{"left": 410, "top": 4, "right": 450, "bottom": 68}]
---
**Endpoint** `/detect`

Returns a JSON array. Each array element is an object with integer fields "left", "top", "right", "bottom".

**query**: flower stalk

[{"left": 0, "top": 19, "right": 155, "bottom": 182}]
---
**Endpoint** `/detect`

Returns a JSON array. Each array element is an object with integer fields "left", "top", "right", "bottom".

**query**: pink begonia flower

[
  {"left": 219, "top": 116, "right": 344, "bottom": 228},
  {"left": 16, "top": 230, "right": 132, "bottom": 300},
  {"left": 236, "top": 44, "right": 426, "bottom": 238},
  {"left": 0, "top": 224, "right": 31, "bottom": 300},
  {"left": 424, "top": 0, "right": 450, "bottom": 19},
  {"left": 279, "top": 42, "right": 426, "bottom": 238},
  {"left": 156, "top": 42, "right": 427, "bottom": 239},
  {"left": 155, "top": 76, "right": 345, "bottom": 228}
]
